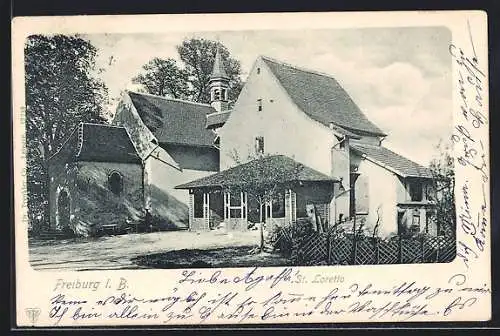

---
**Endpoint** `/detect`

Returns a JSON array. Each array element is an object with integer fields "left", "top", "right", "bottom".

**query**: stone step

[{"left": 35, "top": 231, "right": 74, "bottom": 240}]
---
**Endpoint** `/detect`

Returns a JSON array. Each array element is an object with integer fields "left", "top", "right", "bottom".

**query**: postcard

[{"left": 12, "top": 11, "right": 490, "bottom": 327}]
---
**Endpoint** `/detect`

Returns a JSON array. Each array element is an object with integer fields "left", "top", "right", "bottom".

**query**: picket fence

[{"left": 273, "top": 224, "right": 456, "bottom": 265}]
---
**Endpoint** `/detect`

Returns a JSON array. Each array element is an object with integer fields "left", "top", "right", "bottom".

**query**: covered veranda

[{"left": 175, "top": 155, "right": 338, "bottom": 232}]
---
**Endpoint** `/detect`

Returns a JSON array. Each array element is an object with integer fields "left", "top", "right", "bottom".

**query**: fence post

[
  {"left": 351, "top": 236, "right": 356, "bottom": 265},
  {"left": 351, "top": 216, "right": 357, "bottom": 265},
  {"left": 398, "top": 236, "right": 403, "bottom": 263},
  {"left": 375, "top": 238, "right": 379, "bottom": 264},
  {"left": 327, "top": 229, "right": 332, "bottom": 265},
  {"left": 436, "top": 237, "right": 441, "bottom": 262},
  {"left": 420, "top": 236, "right": 425, "bottom": 263}
]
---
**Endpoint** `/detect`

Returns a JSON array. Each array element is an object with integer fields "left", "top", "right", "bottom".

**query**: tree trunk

[
  {"left": 259, "top": 200, "right": 264, "bottom": 253},
  {"left": 41, "top": 144, "right": 50, "bottom": 232},
  {"left": 260, "top": 219, "right": 264, "bottom": 253},
  {"left": 313, "top": 204, "right": 323, "bottom": 233}
]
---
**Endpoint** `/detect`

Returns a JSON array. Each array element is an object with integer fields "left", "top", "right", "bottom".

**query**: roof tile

[
  {"left": 78, "top": 124, "right": 141, "bottom": 163},
  {"left": 128, "top": 91, "right": 218, "bottom": 147},
  {"left": 176, "top": 154, "right": 336, "bottom": 189},
  {"left": 49, "top": 123, "right": 141, "bottom": 164},
  {"left": 262, "top": 56, "right": 386, "bottom": 137},
  {"left": 351, "top": 143, "right": 433, "bottom": 178}
]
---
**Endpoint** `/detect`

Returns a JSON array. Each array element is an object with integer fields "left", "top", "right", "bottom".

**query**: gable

[
  {"left": 218, "top": 57, "right": 339, "bottom": 175},
  {"left": 261, "top": 56, "right": 386, "bottom": 137}
]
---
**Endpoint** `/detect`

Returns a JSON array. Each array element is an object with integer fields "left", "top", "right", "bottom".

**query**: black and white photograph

[
  {"left": 25, "top": 27, "right": 456, "bottom": 271},
  {"left": 12, "top": 11, "right": 490, "bottom": 326}
]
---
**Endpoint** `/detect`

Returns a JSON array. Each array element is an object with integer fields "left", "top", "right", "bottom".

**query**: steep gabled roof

[
  {"left": 261, "top": 56, "right": 386, "bottom": 137},
  {"left": 49, "top": 123, "right": 141, "bottom": 164},
  {"left": 206, "top": 110, "right": 232, "bottom": 129},
  {"left": 175, "top": 154, "right": 336, "bottom": 189},
  {"left": 210, "top": 47, "right": 229, "bottom": 80},
  {"left": 128, "top": 91, "right": 218, "bottom": 147},
  {"left": 351, "top": 143, "right": 433, "bottom": 179}
]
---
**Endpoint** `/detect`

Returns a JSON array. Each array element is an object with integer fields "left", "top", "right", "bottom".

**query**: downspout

[
  {"left": 327, "top": 186, "right": 351, "bottom": 264},
  {"left": 333, "top": 187, "right": 351, "bottom": 225},
  {"left": 142, "top": 144, "right": 160, "bottom": 212}
]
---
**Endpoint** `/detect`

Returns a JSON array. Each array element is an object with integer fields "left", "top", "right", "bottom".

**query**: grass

[{"left": 132, "top": 245, "right": 291, "bottom": 269}]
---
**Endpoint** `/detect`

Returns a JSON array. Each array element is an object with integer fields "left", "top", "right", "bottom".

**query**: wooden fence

[{"left": 273, "top": 224, "right": 456, "bottom": 266}]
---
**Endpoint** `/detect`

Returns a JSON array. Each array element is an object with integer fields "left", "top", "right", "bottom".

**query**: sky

[{"left": 84, "top": 27, "right": 452, "bottom": 166}]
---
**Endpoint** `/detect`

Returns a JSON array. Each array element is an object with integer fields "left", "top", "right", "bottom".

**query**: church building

[{"left": 47, "top": 46, "right": 437, "bottom": 239}]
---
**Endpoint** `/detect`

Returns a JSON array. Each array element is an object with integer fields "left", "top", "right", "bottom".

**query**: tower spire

[
  {"left": 209, "top": 41, "right": 230, "bottom": 112},
  {"left": 210, "top": 44, "right": 229, "bottom": 80}
]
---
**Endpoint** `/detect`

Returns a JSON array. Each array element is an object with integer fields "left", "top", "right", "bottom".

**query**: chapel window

[{"left": 108, "top": 171, "right": 123, "bottom": 196}]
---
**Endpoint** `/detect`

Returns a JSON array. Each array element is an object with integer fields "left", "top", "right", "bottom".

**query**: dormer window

[
  {"left": 257, "top": 99, "right": 262, "bottom": 112},
  {"left": 221, "top": 88, "right": 227, "bottom": 101},
  {"left": 408, "top": 180, "right": 423, "bottom": 202}
]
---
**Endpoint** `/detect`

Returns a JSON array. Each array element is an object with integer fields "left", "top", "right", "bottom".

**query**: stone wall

[
  {"left": 49, "top": 159, "right": 144, "bottom": 237},
  {"left": 74, "top": 161, "right": 144, "bottom": 236}
]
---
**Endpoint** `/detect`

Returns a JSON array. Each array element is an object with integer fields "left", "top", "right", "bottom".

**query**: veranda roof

[
  {"left": 351, "top": 143, "right": 433, "bottom": 179},
  {"left": 175, "top": 154, "right": 337, "bottom": 189}
]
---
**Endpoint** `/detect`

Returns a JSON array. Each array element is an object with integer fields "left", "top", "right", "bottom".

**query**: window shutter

[{"left": 355, "top": 175, "right": 369, "bottom": 214}]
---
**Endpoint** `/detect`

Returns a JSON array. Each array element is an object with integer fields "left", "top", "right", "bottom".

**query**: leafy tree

[
  {"left": 132, "top": 58, "right": 190, "bottom": 99},
  {"left": 429, "top": 141, "right": 456, "bottom": 237},
  {"left": 25, "top": 34, "right": 109, "bottom": 233},
  {"left": 133, "top": 38, "right": 243, "bottom": 105}
]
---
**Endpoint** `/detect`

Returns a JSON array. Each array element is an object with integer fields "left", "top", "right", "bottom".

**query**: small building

[
  {"left": 175, "top": 155, "right": 338, "bottom": 232},
  {"left": 350, "top": 143, "right": 436, "bottom": 237},
  {"left": 47, "top": 123, "right": 143, "bottom": 237}
]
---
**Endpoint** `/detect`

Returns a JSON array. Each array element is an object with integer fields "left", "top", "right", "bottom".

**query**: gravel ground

[{"left": 29, "top": 230, "right": 266, "bottom": 271}]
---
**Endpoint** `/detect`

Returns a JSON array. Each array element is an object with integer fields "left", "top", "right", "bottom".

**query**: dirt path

[{"left": 29, "top": 230, "right": 261, "bottom": 271}]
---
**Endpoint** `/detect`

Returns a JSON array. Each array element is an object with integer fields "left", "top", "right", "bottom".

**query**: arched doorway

[{"left": 57, "top": 190, "right": 71, "bottom": 231}]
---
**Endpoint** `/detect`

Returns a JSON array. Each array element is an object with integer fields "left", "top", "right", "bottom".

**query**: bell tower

[{"left": 209, "top": 46, "right": 230, "bottom": 112}]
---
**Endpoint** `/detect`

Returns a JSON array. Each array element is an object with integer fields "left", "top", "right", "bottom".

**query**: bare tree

[
  {"left": 429, "top": 140, "right": 456, "bottom": 237},
  {"left": 226, "top": 151, "right": 303, "bottom": 253}
]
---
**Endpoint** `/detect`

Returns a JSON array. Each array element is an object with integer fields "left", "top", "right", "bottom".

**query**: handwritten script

[
  {"left": 46, "top": 269, "right": 490, "bottom": 325},
  {"left": 450, "top": 21, "right": 489, "bottom": 270}
]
